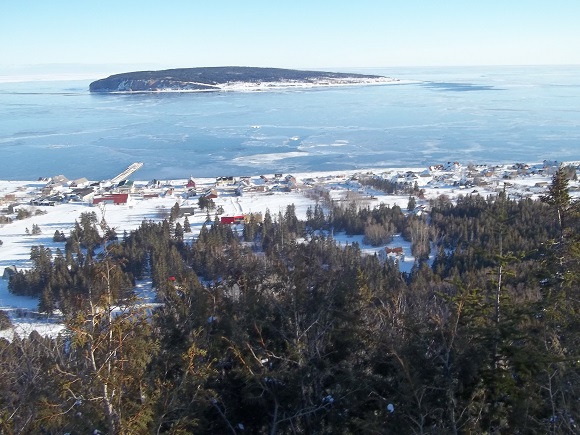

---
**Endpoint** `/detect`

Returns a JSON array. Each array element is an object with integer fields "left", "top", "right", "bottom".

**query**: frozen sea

[{"left": 1, "top": 65, "right": 580, "bottom": 181}]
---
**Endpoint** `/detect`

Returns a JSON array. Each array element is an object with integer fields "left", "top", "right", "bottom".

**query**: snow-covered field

[{"left": 1, "top": 161, "right": 577, "bottom": 340}]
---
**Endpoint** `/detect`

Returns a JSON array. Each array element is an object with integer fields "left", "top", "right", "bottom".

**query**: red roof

[
  {"left": 220, "top": 215, "right": 245, "bottom": 224},
  {"left": 93, "top": 193, "right": 129, "bottom": 205}
]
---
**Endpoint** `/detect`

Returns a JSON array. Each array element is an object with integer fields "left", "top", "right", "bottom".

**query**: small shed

[{"left": 179, "top": 207, "right": 196, "bottom": 217}]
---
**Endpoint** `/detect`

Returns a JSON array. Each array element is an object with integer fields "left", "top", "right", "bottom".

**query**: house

[
  {"left": 179, "top": 207, "right": 196, "bottom": 217},
  {"left": 69, "top": 177, "right": 89, "bottom": 188},
  {"left": 48, "top": 175, "right": 68, "bottom": 186},
  {"left": 41, "top": 186, "right": 56, "bottom": 197},
  {"left": 203, "top": 189, "right": 218, "bottom": 199},
  {"left": 92, "top": 193, "right": 129, "bottom": 205},
  {"left": 69, "top": 187, "right": 94, "bottom": 202},
  {"left": 443, "top": 161, "right": 461, "bottom": 171},
  {"left": 379, "top": 247, "right": 405, "bottom": 263},
  {"left": 412, "top": 205, "right": 428, "bottom": 216},
  {"left": 216, "top": 176, "right": 235, "bottom": 186},
  {"left": 2, "top": 265, "right": 17, "bottom": 280},
  {"left": 220, "top": 215, "right": 245, "bottom": 225},
  {"left": 386, "top": 247, "right": 404, "bottom": 255},
  {"left": 186, "top": 177, "right": 196, "bottom": 189},
  {"left": 117, "top": 180, "right": 135, "bottom": 193}
]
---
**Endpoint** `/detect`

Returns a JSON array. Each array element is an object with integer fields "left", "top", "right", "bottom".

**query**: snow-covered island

[
  {"left": 89, "top": 66, "right": 399, "bottom": 93},
  {"left": 1, "top": 159, "right": 578, "bottom": 339}
]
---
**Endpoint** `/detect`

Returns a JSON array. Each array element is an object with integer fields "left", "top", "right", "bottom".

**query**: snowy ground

[{"left": 1, "top": 162, "right": 577, "bottom": 339}]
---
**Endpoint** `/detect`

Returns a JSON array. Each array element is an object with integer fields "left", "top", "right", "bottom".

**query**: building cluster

[
  {"left": 2, "top": 160, "right": 579, "bottom": 282},
  {"left": 0, "top": 170, "right": 303, "bottom": 219},
  {"left": 368, "top": 160, "right": 578, "bottom": 198},
  {"left": 1, "top": 160, "right": 578, "bottom": 223}
]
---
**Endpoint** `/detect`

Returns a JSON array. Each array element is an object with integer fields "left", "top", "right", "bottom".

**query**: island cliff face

[{"left": 89, "top": 66, "right": 392, "bottom": 92}]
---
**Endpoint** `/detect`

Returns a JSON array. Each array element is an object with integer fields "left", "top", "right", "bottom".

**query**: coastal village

[
  {"left": 1, "top": 159, "right": 576, "bottom": 217},
  {"left": 1, "top": 159, "right": 577, "bottom": 269},
  {"left": 0, "top": 158, "right": 579, "bottom": 337}
]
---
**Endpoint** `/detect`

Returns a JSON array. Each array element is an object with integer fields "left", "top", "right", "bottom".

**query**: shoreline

[{"left": 90, "top": 77, "right": 405, "bottom": 94}]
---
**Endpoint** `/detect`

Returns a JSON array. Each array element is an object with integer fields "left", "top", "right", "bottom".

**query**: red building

[
  {"left": 92, "top": 193, "right": 129, "bottom": 205},
  {"left": 220, "top": 215, "right": 245, "bottom": 224}
]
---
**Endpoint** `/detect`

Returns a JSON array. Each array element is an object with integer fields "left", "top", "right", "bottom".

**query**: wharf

[{"left": 111, "top": 163, "right": 143, "bottom": 183}]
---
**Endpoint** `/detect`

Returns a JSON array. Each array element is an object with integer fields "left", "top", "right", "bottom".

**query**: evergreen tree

[
  {"left": 38, "top": 284, "right": 55, "bottom": 314},
  {"left": 198, "top": 195, "right": 215, "bottom": 211},
  {"left": 174, "top": 221, "right": 184, "bottom": 243},
  {"left": 183, "top": 215, "right": 191, "bottom": 233},
  {"left": 170, "top": 201, "right": 181, "bottom": 221},
  {"left": 541, "top": 166, "right": 571, "bottom": 240},
  {"left": 52, "top": 229, "right": 66, "bottom": 242},
  {"left": 0, "top": 310, "right": 11, "bottom": 330},
  {"left": 3, "top": 178, "right": 580, "bottom": 433},
  {"left": 535, "top": 167, "right": 580, "bottom": 432}
]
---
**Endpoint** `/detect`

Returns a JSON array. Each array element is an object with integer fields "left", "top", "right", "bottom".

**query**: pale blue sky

[{"left": 2, "top": 0, "right": 579, "bottom": 74}]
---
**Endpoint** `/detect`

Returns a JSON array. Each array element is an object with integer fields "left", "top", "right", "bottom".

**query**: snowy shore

[{"left": 96, "top": 76, "right": 405, "bottom": 93}]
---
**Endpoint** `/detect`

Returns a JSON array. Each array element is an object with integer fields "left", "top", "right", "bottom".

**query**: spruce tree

[
  {"left": 174, "top": 221, "right": 184, "bottom": 243},
  {"left": 541, "top": 166, "right": 571, "bottom": 240},
  {"left": 536, "top": 166, "right": 580, "bottom": 432},
  {"left": 171, "top": 202, "right": 180, "bottom": 220}
]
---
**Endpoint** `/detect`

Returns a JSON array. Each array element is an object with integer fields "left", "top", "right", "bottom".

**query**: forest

[{"left": 0, "top": 168, "right": 578, "bottom": 434}]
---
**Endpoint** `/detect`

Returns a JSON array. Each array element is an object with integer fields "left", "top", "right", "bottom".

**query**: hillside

[
  {"left": 89, "top": 66, "right": 393, "bottom": 92},
  {"left": 0, "top": 162, "right": 579, "bottom": 433}
]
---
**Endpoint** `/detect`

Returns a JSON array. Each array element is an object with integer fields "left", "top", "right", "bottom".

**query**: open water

[{"left": 1, "top": 65, "right": 579, "bottom": 181}]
